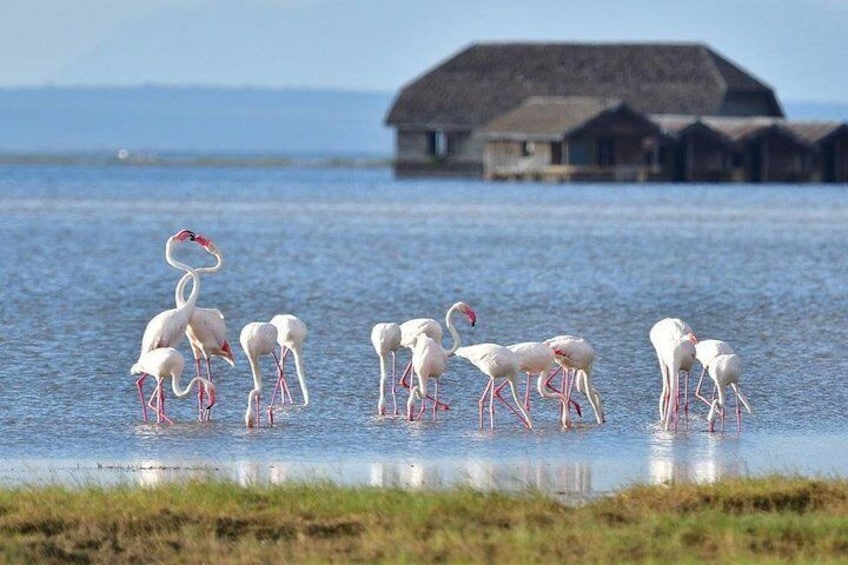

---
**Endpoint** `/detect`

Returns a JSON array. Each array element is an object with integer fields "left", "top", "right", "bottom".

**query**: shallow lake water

[{"left": 1, "top": 164, "right": 847, "bottom": 499}]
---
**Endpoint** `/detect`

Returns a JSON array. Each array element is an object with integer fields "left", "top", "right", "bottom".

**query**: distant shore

[{"left": 0, "top": 152, "right": 392, "bottom": 169}]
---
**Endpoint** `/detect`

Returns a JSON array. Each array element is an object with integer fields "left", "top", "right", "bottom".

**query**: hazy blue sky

[{"left": 2, "top": 0, "right": 846, "bottom": 102}]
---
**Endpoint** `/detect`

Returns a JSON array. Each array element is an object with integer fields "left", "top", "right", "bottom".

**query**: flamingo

[
  {"left": 694, "top": 339, "right": 735, "bottom": 409},
  {"left": 656, "top": 336, "right": 697, "bottom": 431},
  {"left": 130, "top": 347, "right": 216, "bottom": 425},
  {"left": 397, "top": 316, "right": 443, "bottom": 389},
  {"left": 705, "top": 353, "right": 752, "bottom": 432},
  {"left": 239, "top": 322, "right": 279, "bottom": 428},
  {"left": 649, "top": 317, "right": 698, "bottom": 423},
  {"left": 505, "top": 341, "right": 581, "bottom": 415},
  {"left": 268, "top": 314, "right": 310, "bottom": 408},
  {"left": 544, "top": 335, "right": 604, "bottom": 426},
  {"left": 406, "top": 335, "right": 449, "bottom": 421},
  {"left": 133, "top": 229, "right": 215, "bottom": 422},
  {"left": 371, "top": 322, "right": 402, "bottom": 416},
  {"left": 174, "top": 239, "right": 235, "bottom": 420},
  {"left": 454, "top": 343, "right": 533, "bottom": 430},
  {"left": 399, "top": 301, "right": 477, "bottom": 410},
  {"left": 404, "top": 302, "right": 476, "bottom": 420}
]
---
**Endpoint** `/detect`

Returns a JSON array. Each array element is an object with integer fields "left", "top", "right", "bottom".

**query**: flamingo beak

[
  {"left": 193, "top": 234, "right": 213, "bottom": 248},
  {"left": 466, "top": 309, "right": 477, "bottom": 327}
]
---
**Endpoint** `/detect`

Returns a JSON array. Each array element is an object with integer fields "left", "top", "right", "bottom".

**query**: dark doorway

[
  {"left": 597, "top": 138, "right": 615, "bottom": 166},
  {"left": 551, "top": 142, "right": 563, "bottom": 165}
]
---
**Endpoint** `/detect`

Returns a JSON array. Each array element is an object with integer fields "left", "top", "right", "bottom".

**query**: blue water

[{"left": 1, "top": 164, "right": 847, "bottom": 496}]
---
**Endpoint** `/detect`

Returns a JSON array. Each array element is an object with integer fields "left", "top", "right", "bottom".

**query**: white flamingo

[
  {"left": 174, "top": 239, "right": 234, "bottom": 420},
  {"left": 694, "top": 339, "right": 735, "bottom": 408},
  {"left": 404, "top": 302, "right": 476, "bottom": 420},
  {"left": 400, "top": 302, "right": 476, "bottom": 412},
  {"left": 406, "top": 335, "right": 449, "bottom": 421},
  {"left": 239, "top": 322, "right": 279, "bottom": 428},
  {"left": 133, "top": 229, "right": 214, "bottom": 422},
  {"left": 544, "top": 335, "right": 604, "bottom": 426},
  {"left": 706, "top": 353, "right": 752, "bottom": 432},
  {"left": 656, "top": 336, "right": 696, "bottom": 430},
  {"left": 454, "top": 343, "right": 533, "bottom": 430},
  {"left": 649, "top": 317, "right": 698, "bottom": 424},
  {"left": 268, "top": 314, "right": 310, "bottom": 408},
  {"left": 130, "top": 347, "right": 216, "bottom": 425},
  {"left": 371, "top": 322, "right": 402, "bottom": 416}
]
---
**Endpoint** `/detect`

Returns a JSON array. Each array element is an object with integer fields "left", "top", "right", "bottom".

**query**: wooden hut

[
  {"left": 385, "top": 42, "right": 783, "bottom": 178},
  {"left": 702, "top": 117, "right": 816, "bottom": 183},
  {"left": 652, "top": 116, "right": 737, "bottom": 182},
  {"left": 784, "top": 122, "right": 848, "bottom": 183},
  {"left": 482, "top": 97, "right": 666, "bottom": 181}
]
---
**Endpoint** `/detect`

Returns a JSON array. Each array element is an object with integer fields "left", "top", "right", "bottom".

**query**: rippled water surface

[{"left": 1, "top": 164, "right": 847, "bottom": 497}]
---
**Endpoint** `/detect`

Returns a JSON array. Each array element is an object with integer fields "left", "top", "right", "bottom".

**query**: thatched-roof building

[{"left": 385, "top": 41, "right": 847, "bottom": 183}]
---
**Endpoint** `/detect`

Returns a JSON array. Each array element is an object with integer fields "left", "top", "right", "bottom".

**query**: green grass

[{"left": 0, "top": 476, "right": 846, "bottom": 563}]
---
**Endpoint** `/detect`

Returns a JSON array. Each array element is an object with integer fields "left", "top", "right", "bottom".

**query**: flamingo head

[
  {"left": 552, "top": 347, "right": 568, "bottom": 359},
  {"left": 686, "top": 331, "right": 698, "bottom": 344},
  {"left": 172, "top": 229, "right": 198, "bottom": 242},
  {"left": 205, "top": 382, "right": 217, "bottom": 410},
  {"left": 456, "top": 302, "right": 477, "bottom": 327},
  {"left": 220, "top": 341, "right": 236, "bottom": 366}
]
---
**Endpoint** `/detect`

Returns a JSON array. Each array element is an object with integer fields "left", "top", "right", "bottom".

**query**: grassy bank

[{"left": 0, "top": 476, "right": 846, "bottom": 563}]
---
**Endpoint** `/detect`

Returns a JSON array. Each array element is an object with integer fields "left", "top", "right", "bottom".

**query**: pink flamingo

[
  {"left": 239, "top": 321, "right": 279, "bottom": 428},
  {"left": 508, "top": 341, "right": 583, "bottom": 418},
  {"left": 130, "top": 347, "right": 216, "bottom": 425},
  {"left": 133, "top": 229, "right": 215, "bottom": 422},
  {"left": 371, "top": 322, "right": 402, "bottom": 416},
  {"left": 705, "top": 353, "right": 752, "bottom": 432},
  {"left": 694, "top": 339, "right": 735, "bottom": 408},
  {"left": 544, "top": 335, "right": 604, "bottom": 426},
  {"left": 174, "top": 239, "right": 234, "bottom": 420},
  {"left": 404, "top": 302, "right": 476, "bottom": 421},
  {"left": 454, "top": 343, "right": 533, "bottom": 430},
  {"left": 268, "top": 314, "right": 310, "bottom": 408},
  {"left": 399, "top": 302, "right": 476, "bottom": 411},
  {"left": 649, "top": 317, "right": 698, "bottom": 424},
  {"left": 406, "top": 334, "right": 449, "bottom": 421}
]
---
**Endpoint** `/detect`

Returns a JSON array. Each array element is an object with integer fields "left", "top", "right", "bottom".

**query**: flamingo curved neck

[
  {"left": 247, "top": 355, "right": 263, "bottom": 391},
  {"left": 444, "top": 304, "right": 463, "bottom": 355},
  {"left": 175, "top": 252, "right": 223, "bottom": 306},
  {"left": 170, "top": 374, "right": 209, "bottom": 398}
]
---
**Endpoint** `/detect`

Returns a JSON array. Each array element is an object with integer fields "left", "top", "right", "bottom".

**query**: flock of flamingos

[{"left": 131, "top": 229, "right": 753, "bottom": 432}]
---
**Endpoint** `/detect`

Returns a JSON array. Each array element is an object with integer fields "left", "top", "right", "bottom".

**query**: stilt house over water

[{"left": 385, "top": 42, "right": 848, "bottom": 183}]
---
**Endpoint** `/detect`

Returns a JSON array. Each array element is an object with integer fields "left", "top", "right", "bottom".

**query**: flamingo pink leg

[
  {"left": 543, "top": 369, "right": 582, "bottom": 417},
  {"left": 401, "top": 364, "right": 450, "bottom": 411},
  {"left": 494, "top": 382, "right": 532, "bottom": 428},
  {"left": 136, "top": 374, "right": 149, "bottom": 422},
  {"left": 478, "top": 379, "right": 494, "bottom": 429},
  {"left": 390, "top": 351, "right": 399, "bottom": 416},
  {"left": 269, "top": 350, "right": 293, "bottom": 407}
]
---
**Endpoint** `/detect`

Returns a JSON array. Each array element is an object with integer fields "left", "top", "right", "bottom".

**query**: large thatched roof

[{"left": 386, "top": 42, "right": 783, "bottom": 128}]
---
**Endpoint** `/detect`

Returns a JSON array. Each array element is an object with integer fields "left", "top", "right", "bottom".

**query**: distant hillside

[{"left": 0, "top": 87, "right": 394, "bottom": 157}]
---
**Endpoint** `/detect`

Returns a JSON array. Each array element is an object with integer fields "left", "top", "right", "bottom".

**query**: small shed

[
  {"left": 703, "top": 117, "right": 816, "bottom": 183},
  {"left": 652, "top": 115, "right": 737, "bottom": 182},
  {"left": 784, "top": 122, "right": 848, "bottom": 183},
  {"left": 481, "top": 97, "right": 666, "bottom": 181}
]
